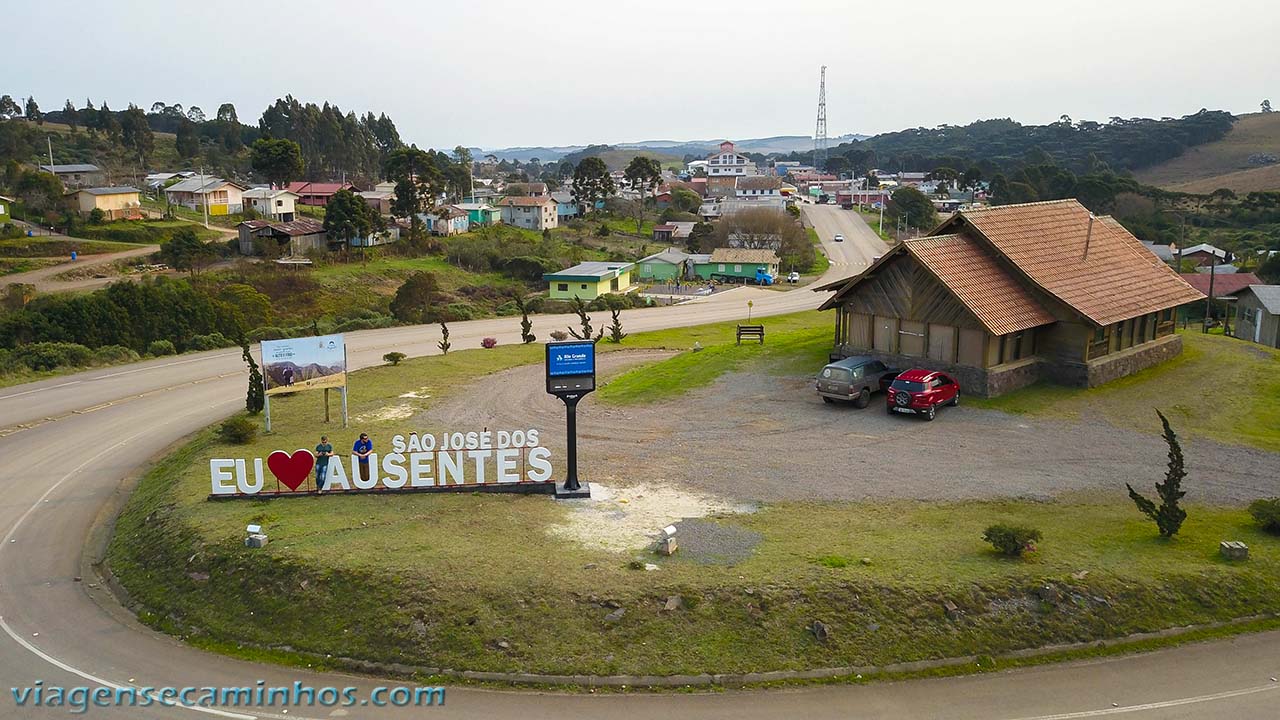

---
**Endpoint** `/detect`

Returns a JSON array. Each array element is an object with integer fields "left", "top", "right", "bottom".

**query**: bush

[
  {"left": 481, "top": 337, "right": 497, "bottom": 348},
  {"left": 147, "top": 339, "right": 177, "bottom": 356},
  {"left": 441, "top": 302, "right": 479, "bottom": 322},
  {"left": 188, "top": 332, "right": 231, "bottom": 351},
  {"left": 595, "top": 223, "right": 610, "bottom": 237},
  {"left": 217, "top": 416, "right": 258, "bottom": 445},
  {"left": 549, "top": 330, "right": 569, "bottom": 341},
  {"left": 92, "top": 344, "right": 140, "bottom": 365},
  {"left": 982, "top": 524, "right": 1042, "bottom": 557},
  {"left": 13, "top": 342, "right": 94, "bottom": 371},
  {"left": 88, "top": 208, "right": 106, "bottom": 224},
  {"left": 383, "top": 351, "right": 407, "bottom": 366},
  {"left": 1249, "top": 498, "right": 1280, "bottom": 534}
]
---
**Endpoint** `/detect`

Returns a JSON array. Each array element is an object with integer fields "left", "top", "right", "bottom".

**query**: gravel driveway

[{"left": 426, "top": 354, "right": 1280, "bottom": 505}]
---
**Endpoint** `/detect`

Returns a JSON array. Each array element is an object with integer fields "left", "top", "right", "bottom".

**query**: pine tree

[
  {"left": 437, "top": 323, "right": 451, "bottom": 355},
  {"left": 1126, "top": 410, "right": 1188, "bottom": 537},
  {"left": 607, "top": 308, "right": 627, "bottom": 343},
  {"left": 514, "top": 295, "right": 536, "bottom": 344}
]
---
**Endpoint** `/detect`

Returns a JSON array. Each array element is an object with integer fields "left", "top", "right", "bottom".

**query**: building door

[
  {"left": 927, "top": 324, "right": 955, "bottom": 362},
  {"left": 899, "top": 321, "right": 925, "bottom": 357},
  {"left": 873, "top": 316, "right": 897, "bottom": 353}
]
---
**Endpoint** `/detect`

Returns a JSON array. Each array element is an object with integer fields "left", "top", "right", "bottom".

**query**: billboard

[{"left": 261, "top": 334, "right": 347, "bottom": 396}]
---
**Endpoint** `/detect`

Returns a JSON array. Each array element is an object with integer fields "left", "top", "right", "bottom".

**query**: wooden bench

[{"left": 736, "top": 324, "right": 765, "bottom": 345}]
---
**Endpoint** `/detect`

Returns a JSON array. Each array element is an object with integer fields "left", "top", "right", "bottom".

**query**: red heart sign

[{"left": 267, "top": 449, "right": 315, "bottom": 492}]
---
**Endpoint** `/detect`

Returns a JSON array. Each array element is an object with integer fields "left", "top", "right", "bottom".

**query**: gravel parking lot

[{"left": 427, "top": 353, "right": 1280, "bottom": 505}]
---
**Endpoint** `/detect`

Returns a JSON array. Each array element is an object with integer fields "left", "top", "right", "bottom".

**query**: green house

[
  {"left": 544, "top": 261, "right": 634, "bottom": 300},
  {"left": 0, "top": 194, "right": 12, "bottom": 225},
  {"left": 694, "top": 248, "right": 780, "bottom": 281},
  {"left": 637, "top": 249, "right": 688, "bottom": 281},
  {"left": 455, "top": 202, "right": 500, "bottom": 227}
]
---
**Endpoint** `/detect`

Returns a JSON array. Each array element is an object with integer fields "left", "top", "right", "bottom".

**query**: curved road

[{"left": 2, "top": 215, "right": 1277, "bottom": 718}]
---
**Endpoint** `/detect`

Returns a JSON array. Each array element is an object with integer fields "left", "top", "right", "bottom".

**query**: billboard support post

[
  {"left": 341, "top": 387, "right": 349, "bottom": 428},
  {"left": 263, "top": 393, "right": 272, "bottom": 433},
  {"left": 324, "top": 388, "right": 330, "bottom": 423},
  {"left": 545, "top": 340, "right": 596, "bottom": 499}
]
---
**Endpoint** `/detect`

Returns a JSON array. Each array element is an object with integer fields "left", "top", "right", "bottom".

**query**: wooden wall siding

[
  {"left": 848, "top": 312, "right": 872, "bottom": 348},
  {"left": 958, "top": 328, "right": 985, "bottom": 367},
  {"left": 928, "top": 324, "right": 957, "bottom": 362},
  {"left": 873, "top": 316, "right": 898, "bottom": 353},
  {"left": 899, "top": 320, "right": 926, "bottom": 356},
  {"left": 840, "top": 256, "right": 984, "bottom": 331}
]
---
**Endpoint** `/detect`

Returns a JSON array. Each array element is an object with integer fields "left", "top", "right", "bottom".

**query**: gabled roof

[
  {"left": 165, "top": 176, "right": 245, "bottom": 194},
  {"left": 238, "top": 217, "right": 325, "bottom": 236},
  {"left": 285, "top": 181, "right": 355, "bottom": 195},
  {"left": 0, "top": 194, "right": 14, "bottom": 203},
  {"left": 639, "top": 249, "right": 691, "bottom": 265},
  {"left": 737, "top": 175, "right": 783, "bottom": 191},
  {"left": 708, "top": 248, "right": 779, "bottom": 265},
  {"left": 941, "top": 200, "right": 1203, "bottom": 327},
  {"left": 1179, "top": 272, "right": 1261, "bottom": 299},
  {"left": 1179, "top": 243, "right": 1228, "bottom": 259},
  {"left": 242, "top": 187, "right": 299, "bottom": 199},
  {"left": 543, "top": 261, "right": 633, "bottom": 281},
  {"left": 500, "top": 196, "right": 554, "bottom": 207},
  {"left": 40, "top": 163, "right": 100, "bottom": 173},
  {"left": 1236, "top": 285, "right": 1280, "bottom": 314},
  {"left": 76, "top": 186, "right": 139, "bottom": 196}
]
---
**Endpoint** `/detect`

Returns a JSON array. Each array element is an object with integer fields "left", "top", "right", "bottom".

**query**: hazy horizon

[{"left": 9, "top": 0, "right": 1277, "bottom": 151}]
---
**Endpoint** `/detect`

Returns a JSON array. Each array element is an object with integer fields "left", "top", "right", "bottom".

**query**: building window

[
  {"left": 733, "top": 264, "right": 742, "bottom": 272},
  {"left": 557, "top": 283, "right": 567, "bottom": 292}
]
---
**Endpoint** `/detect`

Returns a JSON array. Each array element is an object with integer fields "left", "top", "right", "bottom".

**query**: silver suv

[{"left": 815, "top": 356, "right": 900, "bottom": 408}]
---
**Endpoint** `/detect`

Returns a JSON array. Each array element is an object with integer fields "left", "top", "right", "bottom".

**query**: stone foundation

[{"left": 832, "top": 333, "right": 1184, "bottom": 398}]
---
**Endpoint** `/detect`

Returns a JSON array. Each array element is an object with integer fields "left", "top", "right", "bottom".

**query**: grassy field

[
  {"left": 1135, "top": 112, "right": 1280, "bottom": 193},
  {"left": 968, "top": 332, "right": 1280, "bottom": 452},
  {"left": 72, "top": 218, "right": 223, "bottom": 245},
  {"left": 0, "top": 236, "right": 147, "bottom": 258},
  {"left": 107, "top": 312, "right": 1280, "bottom": 679},
  {"left": 0, "top": 256, "right": 59, "bottom": 276}
]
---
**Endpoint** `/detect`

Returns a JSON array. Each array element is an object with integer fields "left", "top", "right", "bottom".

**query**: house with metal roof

[
  {"left": 242, "top": 188, "right": 299, "bottom": 222},
  {"left": 815, "top": 199, "right": 1205, "bottom": 396},
  {"left": 39, "top": 163, "right": 104, "bottom": 188},
  {"left": 543, "top": 261, "right": 634, "bottom": 300},
  {"left": 285, "top": 181, "right": 357, "bottom": 207},
  {"left": 1230, "top": 285, "right": 1280, "bottom": 348},
  {"left": 70, "top": 187, "right": 142, "bottom": 220},
  {"left": 237, "top": 218, "right": 327, "bottom": 256},
  {"left": 164, "top": 176, "right": 246, "bottom": 215}
]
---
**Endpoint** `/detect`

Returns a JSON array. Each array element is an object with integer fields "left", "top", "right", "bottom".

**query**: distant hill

[
  {"left": 476, "top": 133, "right": 867, "bottom": 163},
  {"left": 1134, "top": 112, "right": 1280, "bottom": 193}
]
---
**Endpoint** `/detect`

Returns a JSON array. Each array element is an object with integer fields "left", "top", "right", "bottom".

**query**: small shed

[
  {"left": 238, "top": 218, "right": 327, "bottom": 256},
  {"left": 1231, "top": 285, "right": 1280, "bottom": 348}
]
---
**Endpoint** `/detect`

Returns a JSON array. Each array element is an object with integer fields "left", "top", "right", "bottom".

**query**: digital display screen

[{"left": 547, "top": 342, "right": 595, "bottom": 377}]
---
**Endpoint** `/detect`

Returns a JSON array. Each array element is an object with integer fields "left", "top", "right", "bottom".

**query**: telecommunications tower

[{"left": 814, "top": 65, "right": 828, "bottom": 172}]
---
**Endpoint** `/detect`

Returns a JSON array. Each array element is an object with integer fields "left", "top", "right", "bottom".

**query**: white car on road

[
  {"left": 787, "top": 271, "right": 800, "bottom": 283},
  {"left": 833, "top": 233, "right": 845, "bottom": 242}
]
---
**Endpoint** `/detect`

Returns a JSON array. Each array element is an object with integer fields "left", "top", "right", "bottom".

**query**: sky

[{"left": 9, "top": 0, "right": 1279, "bottom": 150}]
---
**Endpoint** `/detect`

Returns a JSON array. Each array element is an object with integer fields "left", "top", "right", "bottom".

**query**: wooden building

[
  {"left": 1230, "top": 285, "right": 1280, "bottom": 348},
  {"left": 815, "top": 199, "right": 1205, "bottom": 396}
]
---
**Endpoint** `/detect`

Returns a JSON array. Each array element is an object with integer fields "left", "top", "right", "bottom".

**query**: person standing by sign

[
  {"left": 314, "top": 435, "right": 333, "bottom": 492},
  {"left": 353, "top": 432, "right": 373, "bottom": 483}
]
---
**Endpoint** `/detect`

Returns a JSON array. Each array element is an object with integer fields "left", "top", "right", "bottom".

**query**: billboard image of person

[{"left": 261, "top": 334, "right": 347, "bottom": 396}]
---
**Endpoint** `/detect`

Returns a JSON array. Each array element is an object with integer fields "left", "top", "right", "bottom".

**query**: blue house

[{"left": 552, "top": 191, "right": 583, "bottom": 222}]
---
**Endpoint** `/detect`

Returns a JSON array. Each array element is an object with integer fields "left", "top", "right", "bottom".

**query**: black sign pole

[{"left": 562, "top": 393, "right": 582, "bottom": 492}]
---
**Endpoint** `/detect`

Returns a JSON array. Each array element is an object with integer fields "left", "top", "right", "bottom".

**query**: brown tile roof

[
  {"left": 906, "top": 234, "right": 1056, "bottom": 335},
  {"left": 953, "top": 200, "right": 1204, "bottom": 326},
  {"left": 708, "top": 248, "right": 779, "bottom": 265},
  {"left": 1179, "top": 272, "right": 1261, "bottom": 299},
  {"left": 736, "top": 175, "right": 783, "bottom": 191}
]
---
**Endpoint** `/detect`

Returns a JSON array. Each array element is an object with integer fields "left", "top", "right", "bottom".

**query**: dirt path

[
  {"left": 2, "top": 244, "right": 159, "bottom": 291},
  {"left": 427, "top": 359, "right": 1280, "bottom": 505}
]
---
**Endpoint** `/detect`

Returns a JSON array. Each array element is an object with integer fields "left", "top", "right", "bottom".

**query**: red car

[{"left": 885, "top": 369, "right": 960, "bottom": 421}]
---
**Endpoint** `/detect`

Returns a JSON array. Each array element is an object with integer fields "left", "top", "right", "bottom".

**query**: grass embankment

[
  {"left": 108, "top": 312, "right": 1280, "bottom": 679},
  {"left": 0, "top": 257, "right": 59, "bottom": 276},
  {"left": 72, "top": 219, "right": 222, "bottom": 245},
  {"left": 806, "top": 227, "right": 831, "bottom": 276},
  {"left": 0, "top": 236, "right": 145, "bottom": 258},
  {"left": 968, "top": 332, "right": 1280, "bottom": 453}
]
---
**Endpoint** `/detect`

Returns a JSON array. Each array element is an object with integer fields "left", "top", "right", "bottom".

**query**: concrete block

[
  {"left": 245, "top": 533, "right": 268, "bottom": 548},
  {"left": 1220, "top": 540, "right": 1248, "bottom": 560}
]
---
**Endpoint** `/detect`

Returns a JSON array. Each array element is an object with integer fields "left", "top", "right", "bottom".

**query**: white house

[
  {"left": 242, "top": 188, "right": 298, "bottom": 222},
  {"left": 706, "top": 141, "right": 757, "bottom": 178},
  {"left": 736, "top": 175, "right": 782, "bottom": 198}
]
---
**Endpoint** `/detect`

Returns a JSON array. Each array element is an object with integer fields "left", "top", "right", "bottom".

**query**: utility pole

[
  {"left": 199, "top": 165, "right": 209, "bottom": 229},
  {"left": 47, "top": 136, "right": 55, "bottom": 172}
]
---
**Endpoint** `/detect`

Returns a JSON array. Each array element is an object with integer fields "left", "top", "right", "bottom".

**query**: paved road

[
  {"left": 801, "top": 203, "right": 888, "bottom": 275},
  {"left": 1, "top": 230, "right": 1277, "bottom": 718}
]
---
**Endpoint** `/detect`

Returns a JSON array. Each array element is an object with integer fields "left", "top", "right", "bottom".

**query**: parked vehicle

[
  {"left": 816, "top": 356, "right": 900, "bottom": 408},
  {"left": 755, "top": 267, "right": 774, "bottom": 285},
  {"left": 787, "top": 271, "right": 801, "bottom": 283},
  {"left": 833, "top": 233, "right": 845, "bottom": 242},
  {"left": 885, "top": 369, "right": 959, "bottom": 421}
]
